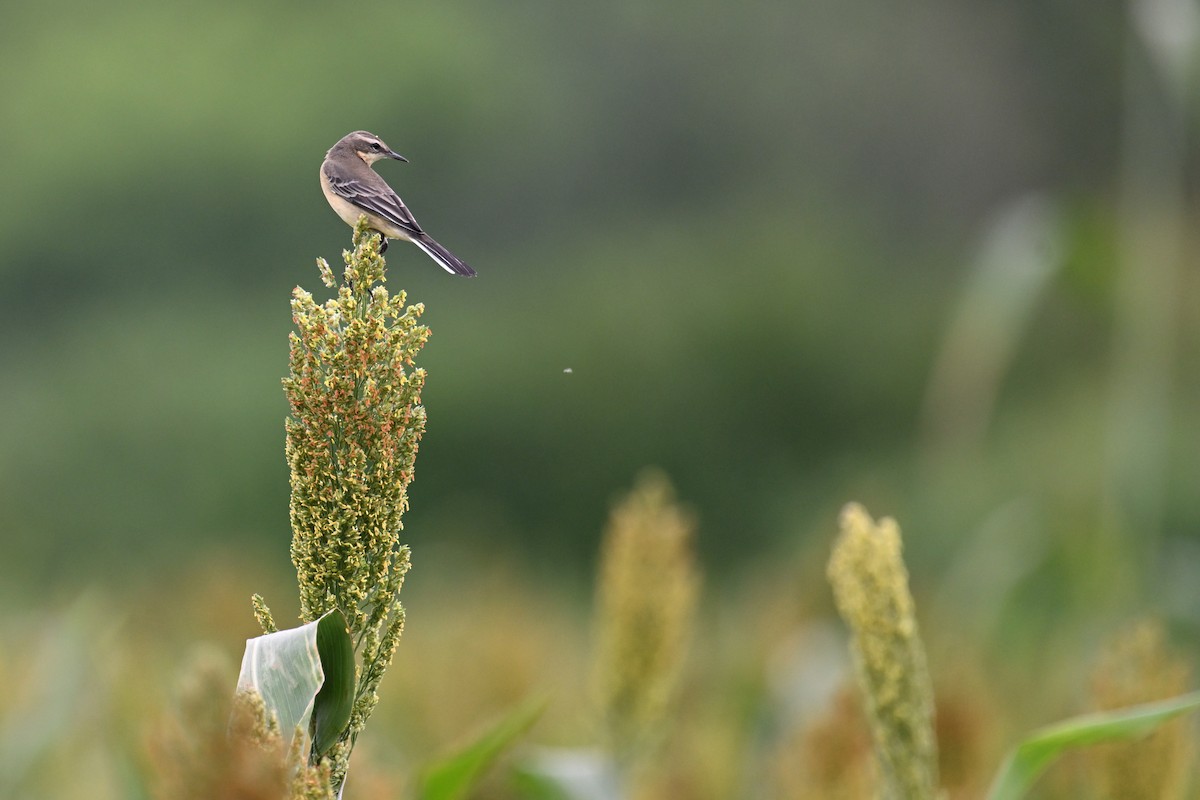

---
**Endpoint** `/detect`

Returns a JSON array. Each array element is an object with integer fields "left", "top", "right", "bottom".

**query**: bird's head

[{"left": 337, "top": 131, "right": 408, "bottom": 166}]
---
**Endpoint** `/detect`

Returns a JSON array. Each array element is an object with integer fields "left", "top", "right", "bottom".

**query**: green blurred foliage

[{"left": 0, "top": 0, "right": 1197, "bottom": 654}]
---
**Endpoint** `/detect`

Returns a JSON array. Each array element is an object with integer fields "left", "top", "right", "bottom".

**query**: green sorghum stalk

[
  {"left": 279, "top": 217, "right": 429, "bottom": 789},
  {"left": 591, "top": 471, "right": 701, "bottom": 770},
  {"left": 827, "top": 502, "right": 939, "bottom": 800}
]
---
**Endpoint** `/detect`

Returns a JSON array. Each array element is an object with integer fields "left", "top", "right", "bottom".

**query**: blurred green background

[
  {"left": 3, "top": 0, "right": 1196, "bottom": 591},
  {"left": 0, "top": 0, "right": 1198, "bottom": 794}
]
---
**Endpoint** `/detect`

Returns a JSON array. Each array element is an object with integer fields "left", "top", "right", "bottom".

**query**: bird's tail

[{"left": 412, "top": 233, "right": 477, "bottom": 277}]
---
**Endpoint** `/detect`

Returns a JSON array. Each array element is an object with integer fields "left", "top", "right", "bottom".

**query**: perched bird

[{"left": 320, "top": 130, "right": 476, "bottom": 277}]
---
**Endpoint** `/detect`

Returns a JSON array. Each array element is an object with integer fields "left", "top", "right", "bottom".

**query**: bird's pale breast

[{"left": 320, "top": 165, "right": 367, "bottom": 228}]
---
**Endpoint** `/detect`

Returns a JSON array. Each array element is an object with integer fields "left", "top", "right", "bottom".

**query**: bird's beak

[{"left": 388, "top": 149, "right": 408, "bottom": 163}]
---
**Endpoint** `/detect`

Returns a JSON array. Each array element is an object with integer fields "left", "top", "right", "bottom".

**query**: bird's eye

[{"left": 370, "top": 142, "right": 383, "bottom": 150}]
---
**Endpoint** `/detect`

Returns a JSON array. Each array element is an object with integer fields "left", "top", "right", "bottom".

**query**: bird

[{"left": 320, "top": 130, "right": 476, "bottom": 277}]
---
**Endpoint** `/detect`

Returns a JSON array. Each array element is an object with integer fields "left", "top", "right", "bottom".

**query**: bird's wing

[{"left": 323, "top": 166, "right": 426, "bottom": 237}]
